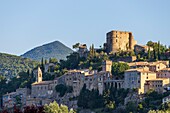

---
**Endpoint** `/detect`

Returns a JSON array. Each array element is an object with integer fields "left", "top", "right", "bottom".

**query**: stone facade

[
  {"left": 128, "top": 61, "right": 168, "bottom": 72},
  {"left": 144, "top": 78, "right": 170, "bottom": 93},
  {"left": 157, "top": 68, "right": 170, "bottom": 78},
  {"left": 78, "top": 44, "right": 88, "bottom": 58},
  {"left": 112, "top": 56, "right": 137, "bottom": 62},
  {"left": 102, "top": 60, "right": 112, "bottom": 73},
  {"left": 26, "top": 97, "right": 52, "bottom": 106},
  {"left": 2, "top": 88, "right": 30, "bottom": 108},
  {"left": 57, "top": 60, "right": 114, "bottom": 95},
  {"left": 2, "top": 92, "right": 16, "bottom": 108},
  {"left": 124, "top": 67, "right": 157, "bottom": 94},
  {"left": 149, "top": 62, "right": 167, "bottom": 72},
  {"left": 106, "top": 30, "right": 137, "bottom": 54},
  {"left": 31, "top": 81, "right": 57, "bottom": 98},
  {"left": 29, "top": 67, "right": 57, "bottom": 106},
  {"left": 134, "top": 44, "right": 153, "bottom": 54}
]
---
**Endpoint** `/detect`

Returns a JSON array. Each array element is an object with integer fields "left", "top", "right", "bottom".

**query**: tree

[
  {"left": 0, "top": 75, "right": 5, "bottom": 82},
  {"left": 112, "top": 62, "right": 130, "bottom": 78},
  {"left": 158, "top": 41, "right": 161, "bottom": 60},
  {"left": 105, "top": 101, "right": 115, "bottom": 111},
  {"left": 72, "top": 43, "right": 80, "bottom": 50},
  {"left": 49, "top": 58, "right": 58, "bottom": 64},
  {"left": 148, "top": 47, "right": 151, "bottom": 60},
  {"left": 78, "top": 84, "right": 104, "bottom": 109},
  {"left": 41, "top": 58, "right": 45, "bottom": 73},
  {"left": 126, "top": 101, "right": 138, "bottom": 113},
  {"left": 55, "top": 84, "right": 73, "bottom": 97},
  {"left": 44, "top": 101, "right": 75, "bottom": 113},
  {"left": 45, "top": 59, "right": 48, "bottom": 64}
]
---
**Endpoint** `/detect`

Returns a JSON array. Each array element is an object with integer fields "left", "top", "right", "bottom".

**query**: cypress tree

[
  {"left": 158, "top": 41, "right": 160, "bottom": 60},
  {"left": 41, "top": 58, "right": 45, "bottom": 73},
  {"left": 148, "top": 47, "right": 151, "bottom": 60}
]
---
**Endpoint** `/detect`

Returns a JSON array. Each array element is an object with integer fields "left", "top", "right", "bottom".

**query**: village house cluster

[{"left": 2, "top": 30, "right": 170, "bottom": 109}]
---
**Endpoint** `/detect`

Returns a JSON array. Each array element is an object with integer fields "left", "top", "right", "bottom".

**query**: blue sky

[{"left": 0, "top": 0, "right": 170, "bottom": 55}]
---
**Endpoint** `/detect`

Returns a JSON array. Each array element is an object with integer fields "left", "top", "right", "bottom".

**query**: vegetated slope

[
  {"left": 21, "top": 41, "right": 73, "bottom": 61},
  {"left": 0, "top": 53, "right": 38, "bottom": 78}
]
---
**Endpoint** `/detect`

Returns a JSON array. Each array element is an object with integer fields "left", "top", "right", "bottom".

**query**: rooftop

[{"left": 32, "top": 81, "right": 53, "bottom": 86}]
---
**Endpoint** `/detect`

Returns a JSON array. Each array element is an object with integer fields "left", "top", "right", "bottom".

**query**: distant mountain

[
  {"left": 21, "top": 41, "right": 73, "bottom": 61},
  {"left": 0, "top": 53, "right": 38, "bottom": 78}
]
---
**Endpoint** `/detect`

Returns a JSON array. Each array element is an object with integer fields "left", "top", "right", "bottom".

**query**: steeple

[
  {"left": 37, "top": 67, "right": 42, "bottom": 83},
  {"left": 102, "top": 60, "right": 112, "bottom": 73}
]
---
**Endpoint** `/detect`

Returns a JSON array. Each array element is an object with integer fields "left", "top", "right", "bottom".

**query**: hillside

[
  {"left": 0, "top": 53, "right": 38, "bottom": 78},
  {"left": 21, "top": 41, "right": 73, "bottom": 61}
]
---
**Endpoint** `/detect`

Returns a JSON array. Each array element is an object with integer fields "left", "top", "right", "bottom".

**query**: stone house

[
  {"left": 31, "top": 67, "right": 57, "bottom": 98},
  {"left": 124, "top": 67, "right": 157, "bottom": 94},
  {"left": 78, "top": 44, "right": 88, "bottom": 58},
  {"left": 2, "top": 92, "right": 16, "bottom": 108},
  {"left": 2, "top": 88, "right": 30, "bottom": 108},
  {"left": 134, "top": 44, "right": 153, "bottom": 54},
  {"left": 144, "top": 78, "right": 170, "bottom": 93},
  {"left": 157, "top": 68, "right": 170, "bottom": 78}
]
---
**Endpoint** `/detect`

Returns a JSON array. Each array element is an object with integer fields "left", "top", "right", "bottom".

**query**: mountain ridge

[{"left": 21, "top": 41, "right": 73, "bottom": 61}]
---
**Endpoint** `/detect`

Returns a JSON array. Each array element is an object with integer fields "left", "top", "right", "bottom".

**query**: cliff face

[{"left": 21, "top": 41, "right": 73, "bottom": 61}]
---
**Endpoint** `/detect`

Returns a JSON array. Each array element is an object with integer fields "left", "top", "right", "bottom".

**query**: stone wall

[{"left": 106, "top": 30, "right": 137, "bottom": 54}]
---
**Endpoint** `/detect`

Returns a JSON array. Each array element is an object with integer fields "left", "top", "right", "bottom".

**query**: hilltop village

[{"left": 2, "top": 30, "right": 170, "bottom": 112}]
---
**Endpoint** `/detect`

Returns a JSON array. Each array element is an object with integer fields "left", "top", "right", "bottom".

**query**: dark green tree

[
  {"left": 41, "top": 58, "right": 45, "bottom": 73},
  {"left": 112, "top": 62, "right": 130, "bottom": 78},
  {"left": 158, "top": 41, "right": 161, "bottom": 60},
  {"left": 148, "top": 47, "right": 151, "bottom": 60}
]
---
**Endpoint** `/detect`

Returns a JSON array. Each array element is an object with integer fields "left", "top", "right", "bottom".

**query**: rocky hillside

[
  {"left": 0, "top": 53, "right": 38, "bottom": 78},
  {"left": 21, "top": 41, "right": 73, "bottom": 61}
]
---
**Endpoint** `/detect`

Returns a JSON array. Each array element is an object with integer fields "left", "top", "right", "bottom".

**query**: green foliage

[
  {"left": 126, "top": 101, "right": 138, "bottom": 113},
  {"left": 0, "top": 53, "right": 38, "bottom": 78},
  {"left": 43, "top": 72, "right": 55, "bottom": 81},
  {"left": 144, "top": 90, "right": 162, "bottom": 109},
  {"left": 111, "top": 62, "right": 130, "bottom": 78},
  {"left": 22, "top": 41, "right": 73, "bottom": 61},
  {"left": 147, "top": 41, "right": 167, "bottom": 61},
  {"left": 55, "top": 84, "right": 73, "bottom": 97},
  {"left": 44, "top": 101, "right": 75, "bottom": 113},
  {"left": 49, "top": 58, "right": 58, "bottom": 64},
  {"left": 0, "top": 75, "right": 5, "bottom": 82},
  {"left": 0, "top": 71, "right": 35, "bottom": 98},
  {"left": 104, "top": 87, "right": 129, "bottom": 108},
  {"left": 77, "top": 84, "right": 104, "bottom": 109},
  {"left": 105, "top": 101, "right": 115, "bottom": 111},
  {"left": 60, "top": 52, "right": 80, "bottom": 70},
  {"left": 77, "top": 86, "right": 129, "bottom": 111},
  {"left": 72, "top": 43, "right": 80, "bottom": 49}
]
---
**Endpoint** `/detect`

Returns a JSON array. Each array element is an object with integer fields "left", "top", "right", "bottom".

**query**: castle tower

[
  {"left": 36, "top": 67, "right": 42, "bottom": 83},
  {"left": 106, "top": 30, "right": 137, "bottom": 54},
  {"left": 102, "top": 60, "right": 112, "bottom": 73}
]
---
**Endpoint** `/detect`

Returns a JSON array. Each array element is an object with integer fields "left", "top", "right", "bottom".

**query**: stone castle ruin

[{"left": 106, "top": 30, "right": 137, "bottom": 54}]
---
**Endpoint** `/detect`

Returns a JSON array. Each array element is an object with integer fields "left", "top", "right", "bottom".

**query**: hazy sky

[{"left": 0, "top": 0, "right": 170, "bottom": 55}]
